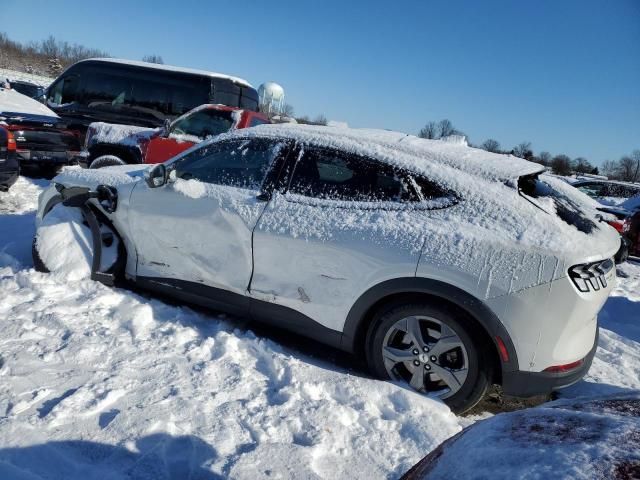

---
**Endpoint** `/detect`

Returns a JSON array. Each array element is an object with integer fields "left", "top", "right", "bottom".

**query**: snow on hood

[
  {"left": 0, "top": 87, "right": 59, "bottom": 120},
  {"left": 88, "top": 122, "right": 158, "bottom": 147},
  {"left": 53, "top": 165, "right": 150, "bottom": 189}
]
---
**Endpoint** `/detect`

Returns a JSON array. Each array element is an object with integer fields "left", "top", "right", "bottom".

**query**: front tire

[
  {"left": 366, "top": 301, "right": 491, "bottom": 414},
  {"left": 89, "top": 155, "right": 127, "bottom": 169}
]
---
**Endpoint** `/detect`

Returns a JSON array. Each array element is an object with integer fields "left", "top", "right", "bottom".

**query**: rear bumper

[
  {"left": 501, "top": 327, "right": 598, "bottom": 397},
  {"left": 17, "top": 150, "right": 79, "bottom": 168}
]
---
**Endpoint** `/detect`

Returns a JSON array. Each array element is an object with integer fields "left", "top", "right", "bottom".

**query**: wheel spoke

[
  {"left": 431, "top": 364, "right": 468, "bottom": 391},
  {"left": 409, "top": 367, "right": 425, "bottom": 390},
  {"left": 404, "top": 316, "right": 424, "bottom": 348},
  {"left": 429, "top": 335, "right": 464, "bottom": 358},
  {"left": 383, "top": 346, "right": 414, "bottom": 364}
]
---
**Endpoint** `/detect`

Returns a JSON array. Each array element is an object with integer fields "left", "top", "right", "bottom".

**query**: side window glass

[
  {"left": 411, "top": 175, "right": 450, "bottom": 200},
  {"left": 48, "top": 75, "right": 79, "bottom": 106},
  {"left": 288, "top": 148, "right": 410, "bottom": 202},
  {"left": 174, "top": 139, "right": 282, "bottom": 190}
]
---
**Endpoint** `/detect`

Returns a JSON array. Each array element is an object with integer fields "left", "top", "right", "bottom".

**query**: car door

[
  {"left": 250, "top": 144, "right": 442, "bottom": 335},
  {"left": 127, "top": 137, "right": 289, "bottom": 311},
  {"left": 144, "top": 108, "right": 236, "bottom": 164}
]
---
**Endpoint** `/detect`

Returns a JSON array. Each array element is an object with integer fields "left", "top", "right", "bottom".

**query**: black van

[{"left": 45, "top": 58, "right": 259, "bottom": 138}]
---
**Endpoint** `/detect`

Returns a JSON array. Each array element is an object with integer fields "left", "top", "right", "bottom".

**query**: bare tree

[
  {"left": 551, "top": 154, "right": 572, "bottom": 176},
  {"left": 512, "top": 142, "right": 533, "bottom": 159},
  {"left": 618, "top": 152, "right": 640, "bottom": 182},
  {"left": 438, "top": 119, "right": 460, "bottom": 138},
  {"left": 281, "top": 103, "right": 295, "bottom": 117},
  {"left": 480, "top": 139, "right": 501, "bottom": 153},
  {"left": 572, "top": 157, "right": 594, "bottom": 174},
  {"left": 313, "top": 114, "right": 328, "bottom": 126},
  {"left": 601, "top": 160, "right": 618, "bottom": 178},
  {"left": 418, "top": 121, "right": 439, "bottom": 139},
  {"left": 538, "top": 151, "right": 552, "bottom": 166},
  {"left": 142, "top": 54, "right": 164, "bottom": 64}
]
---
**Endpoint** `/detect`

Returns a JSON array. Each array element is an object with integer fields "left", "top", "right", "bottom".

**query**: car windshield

[{"left": 171, "top": 109, "right": 234, "bottom": 139}]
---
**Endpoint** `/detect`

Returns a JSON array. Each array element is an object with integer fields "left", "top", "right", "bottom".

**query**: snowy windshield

[{"left": 171, "top": 109, "right": 234, "bottom": 139}]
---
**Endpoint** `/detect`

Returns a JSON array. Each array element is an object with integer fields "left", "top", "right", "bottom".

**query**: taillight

[
  {"left": 568, "top": 258, "right": 614, "bottom": 293},
  {"left": 7, "top": 131, "right": 16, "bottom": 152},
  {"left": 606, "top": 219, "right": 624, "bottom": 233},
  {"left": 543, "top": 359, "right": 584, "bottom": 373}
]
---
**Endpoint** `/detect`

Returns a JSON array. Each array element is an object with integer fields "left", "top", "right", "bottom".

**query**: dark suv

[{"left": 45, "top": 58, "right": 260, "bottom": 146}]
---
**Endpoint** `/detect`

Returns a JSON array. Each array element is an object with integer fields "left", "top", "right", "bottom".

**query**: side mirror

[
  {"left": 145, "top": 164, "right": 168, "bottom": 188},
  {"left": 161, "top": 118, "right": 171, "bottom": 137}
]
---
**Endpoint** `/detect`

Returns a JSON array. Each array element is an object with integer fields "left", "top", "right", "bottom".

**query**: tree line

[
  {"left": 418, "top": 119, "right": 639, "bottom": 182},
  {"left": 0, "top": 31, "right": 164, "bottom": 77}
]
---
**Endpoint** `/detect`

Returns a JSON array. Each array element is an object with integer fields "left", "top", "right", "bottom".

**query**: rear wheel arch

[{"left": 341, "top": 278, "right": 519, "bottom": 383}]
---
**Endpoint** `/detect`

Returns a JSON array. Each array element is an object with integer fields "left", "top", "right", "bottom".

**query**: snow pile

[
  {"left": 405, "top": 393, "right": 640, "bottom": 479},
  {"left": 0, "top": 68, "right": 53, "bottom": 88},
  {"left": 35, "top": 204, "right": 119, "bottom": 280},
  {"left": 0, "top": 87, "right": 58, "bottom": 119}
]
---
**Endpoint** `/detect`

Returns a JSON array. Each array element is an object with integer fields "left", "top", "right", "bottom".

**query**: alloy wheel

[{"left": 381, "top": 315, "right": 469, "bottom": 399}]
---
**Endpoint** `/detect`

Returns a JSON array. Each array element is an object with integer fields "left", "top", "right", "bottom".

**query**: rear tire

[
  {"left": 89, "top": 155, "right": 126, "bottom": 169},
  {"left": 365, "top": 300, "right": 491, "bottom": 414}
]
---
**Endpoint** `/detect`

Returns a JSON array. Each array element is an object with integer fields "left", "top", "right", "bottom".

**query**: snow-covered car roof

[
  {"left": 217, "top": 123, "right": 546, "bottom": 185},
  {"left": 0, "top": 87, "right": 59, "bottom": 121},
  {"left": 78, "top": 58, "right": 253, "bottom": 88}
]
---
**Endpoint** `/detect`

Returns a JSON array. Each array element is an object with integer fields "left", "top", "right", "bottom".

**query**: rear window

[{"left": 520, "top": 175, "right": 596, "bottom": 233}]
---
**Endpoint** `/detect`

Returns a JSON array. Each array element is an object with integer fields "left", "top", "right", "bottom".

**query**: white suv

[{"left": 34, "top": 125, "right": 620, "bottom": 413}]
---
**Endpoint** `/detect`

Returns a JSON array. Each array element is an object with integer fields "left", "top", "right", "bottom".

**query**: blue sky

[{"left": 2, "top": 0, "right": 638, "bottom": 163}]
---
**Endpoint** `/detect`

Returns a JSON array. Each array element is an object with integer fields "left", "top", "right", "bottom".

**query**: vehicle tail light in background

[
  {"left": 622, "top": 219, "right": 631, "bottom": 234},
  {"left": 606, "top": 219, "right": 624, "bottom": 233},
  {"left": 568, "top": 258, "right": 614, "bottom": 293},
  {"left": 543, "top": 359, "right": 584, "bottom": 373},
  {"left": 7, "top": 131, "right": 16, "bottom": 152}
]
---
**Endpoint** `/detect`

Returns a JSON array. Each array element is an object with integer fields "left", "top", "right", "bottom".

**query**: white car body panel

[
  {"left": 126, "top": 179, "right": 266, "bottom": 295},
  {"left": 251, "top": 194, "right": 428, "bottom": 332}
]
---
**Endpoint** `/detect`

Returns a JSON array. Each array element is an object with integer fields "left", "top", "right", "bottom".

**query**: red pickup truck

[{"left": 82, "top": 104, "right": 270, "bottom": 168}]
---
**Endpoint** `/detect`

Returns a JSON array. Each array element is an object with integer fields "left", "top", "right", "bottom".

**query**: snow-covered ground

[
  {"left": 0, "top": 177, "right": 639, "bottom": 479},
  {"left": 0, "top": 68, "right": 53, "bottom": 88}
]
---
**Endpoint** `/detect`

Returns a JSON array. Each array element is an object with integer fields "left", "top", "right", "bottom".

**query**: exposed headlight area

[{"left": 568, "top": 258, "right": 614, "bottom": 293}]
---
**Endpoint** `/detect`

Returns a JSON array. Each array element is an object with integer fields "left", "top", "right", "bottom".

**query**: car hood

[
  {"left": 53, "top": 165, "right": 151, "bottom": 190},
  {"left": 0, "top": 88, "right": 59, "bottom": 120}
]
